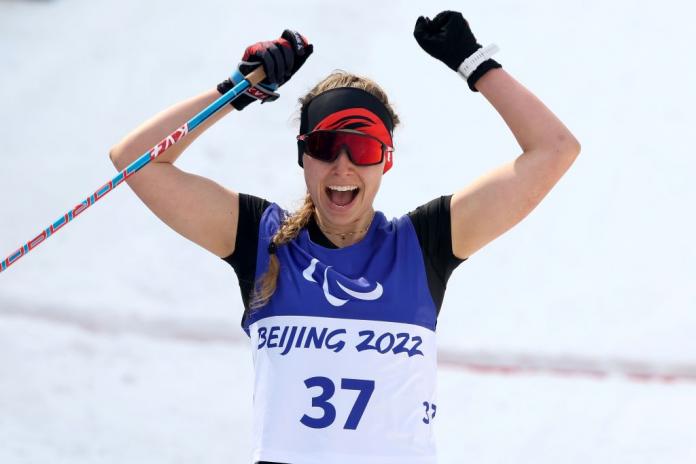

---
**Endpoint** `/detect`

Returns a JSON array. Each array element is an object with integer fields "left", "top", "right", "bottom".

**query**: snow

[{"left": 1, "top": 0, "right": 695, "bottom": 462}]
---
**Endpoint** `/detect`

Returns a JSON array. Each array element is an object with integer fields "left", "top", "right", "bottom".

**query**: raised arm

[
  {"left": 110, "top": 90, "right": 238, "bottom": 257},
  {"left": 414, "top": 11, "right": 580, "bottom": 259},
  {"left": 451, "top": 68, "right": 579, "bottom": 259},
  {"left": 109, "top": 30, "right": 313, "bottom": 258}
]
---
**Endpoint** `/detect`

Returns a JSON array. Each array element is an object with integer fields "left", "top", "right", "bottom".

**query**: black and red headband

[{"left": 298, "top": 87, "right": 395, "bottom": 172}]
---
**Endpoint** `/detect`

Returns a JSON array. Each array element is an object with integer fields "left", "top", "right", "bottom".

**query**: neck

[{"left": 314, "top": 209, "right": 375, "bottom": 248}]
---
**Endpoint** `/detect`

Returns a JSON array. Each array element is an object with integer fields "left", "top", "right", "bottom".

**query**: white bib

[{"left": 249, "top": 315, "right": 438, "bottom": 464}]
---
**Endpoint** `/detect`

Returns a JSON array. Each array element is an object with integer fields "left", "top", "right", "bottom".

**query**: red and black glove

[
  {"left": 218, "top": 29, "right": 313, "bottom": 111},
  {"left": 413, "top": 11, "right": 501, "bottom": 91}
]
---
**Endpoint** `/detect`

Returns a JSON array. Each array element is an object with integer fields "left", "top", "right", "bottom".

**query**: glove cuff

[
  {"left": 217, "top": 66, "right": 280, "bottom": 111},
  {"left": 456, "top": 43, "right": 502, "bottom": 92},
  {"left": 466, "top": 59, "right": 502, "bottom": 92}
]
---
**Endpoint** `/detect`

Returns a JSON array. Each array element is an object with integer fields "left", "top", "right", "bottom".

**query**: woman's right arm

[
  {"left": 109, "top": 89, "right": 240, "bottom": 258},
  {"left": 109, "top": 29, "right": 313, "bottom": 259}
]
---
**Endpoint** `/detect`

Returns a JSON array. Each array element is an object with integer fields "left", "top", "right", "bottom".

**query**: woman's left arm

[
  {"left": 450, "top": 68, "right": 581, "bottom": 259},
  {"left": 413, "top": 11, "right": 581, "bottom": 260}
]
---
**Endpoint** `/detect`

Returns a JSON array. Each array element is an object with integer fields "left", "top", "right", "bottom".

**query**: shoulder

[
  {"left": 222, "top": 193, "right": 273, "bottom": 265},
  {"left": 407, "top": 195, "right": 452, "bottom": 225},
  {"left": 239, "top": 193, "right": 273, "bottom": 221},
  {"left": 404, "top": 195, "right": 455, "bottom": 248},
  {"left": 405, "top": 195, "right": 466, "bottom": 276}
]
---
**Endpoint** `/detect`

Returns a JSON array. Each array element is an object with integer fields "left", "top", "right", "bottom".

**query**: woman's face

[{"left": 303, "top": 149, "right": 384, "bottom": 229}]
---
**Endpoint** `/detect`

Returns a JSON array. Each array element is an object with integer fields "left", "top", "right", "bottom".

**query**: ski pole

[{"left": 1, "top": 67, "right": 267, "bottom": 274}]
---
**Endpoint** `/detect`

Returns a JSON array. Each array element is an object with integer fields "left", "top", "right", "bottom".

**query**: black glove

[
  {"left": 218, "top": 29, "right": 313, "bottom": 111},
  {"left": 413, "top": 11, "right": 501, "bottom": 91}
]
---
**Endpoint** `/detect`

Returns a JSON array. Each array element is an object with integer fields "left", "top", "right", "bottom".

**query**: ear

[{"left": 382, "top": 150, "right": 393, "bottom": 173}]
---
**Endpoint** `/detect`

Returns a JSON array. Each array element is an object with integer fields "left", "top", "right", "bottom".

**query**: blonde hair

[{"left": 249, "top": 71, "right": 400, "bottom": 309}]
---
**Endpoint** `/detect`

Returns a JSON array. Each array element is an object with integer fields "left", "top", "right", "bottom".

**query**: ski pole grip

[{"left": 245, "top": 66, "right": 267, "bottom": 87}]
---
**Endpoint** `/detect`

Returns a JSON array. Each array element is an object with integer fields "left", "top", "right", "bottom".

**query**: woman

[{"left": 110, "top": 11, "right": 580, "bottom": 464}]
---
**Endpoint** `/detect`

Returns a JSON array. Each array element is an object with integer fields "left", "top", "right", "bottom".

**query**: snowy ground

[{"left": 1, "top": 0, "right": 696, "bottom": 462}]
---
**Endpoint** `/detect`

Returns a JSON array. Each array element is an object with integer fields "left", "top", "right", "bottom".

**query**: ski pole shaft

[{"left": 1, "top": 67, "right": 266, "bottom": 274}]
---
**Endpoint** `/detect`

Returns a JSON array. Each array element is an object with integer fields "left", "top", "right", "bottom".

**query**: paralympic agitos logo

[{"left": 302, "top": 258, "right": 383, "bottom": 306}]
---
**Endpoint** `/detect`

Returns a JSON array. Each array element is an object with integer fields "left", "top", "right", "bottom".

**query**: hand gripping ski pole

[{"left": 0, "top": 67, "right": 267, "bottom": 274}]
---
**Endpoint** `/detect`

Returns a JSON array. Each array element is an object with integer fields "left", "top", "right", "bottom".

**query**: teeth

[{"left": 327, "top": 185, "right": 358, "bottom": 192}]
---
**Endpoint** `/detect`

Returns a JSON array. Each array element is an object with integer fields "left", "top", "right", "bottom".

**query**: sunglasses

[{"left": 297, "top": 130, "right": 393, "bottom": 167}]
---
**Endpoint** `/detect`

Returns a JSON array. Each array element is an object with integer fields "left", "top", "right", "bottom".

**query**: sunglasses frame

[{"left": 297, "top": 130, "right": 394, "bottom": 167}]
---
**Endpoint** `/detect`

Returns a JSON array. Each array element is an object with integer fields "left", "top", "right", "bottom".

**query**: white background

[{"left": 1, "top": 0, "right": 695, "bottom": 462}]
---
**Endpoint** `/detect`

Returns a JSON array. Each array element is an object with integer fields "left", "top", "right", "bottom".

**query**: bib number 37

[{"left": 300, "top": 376, "right": 375, "bottom": 430}]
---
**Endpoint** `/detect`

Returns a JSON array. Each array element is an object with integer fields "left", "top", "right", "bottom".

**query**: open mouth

[{"left": 325, "top": 185, "right": 360, "bottom": 207}]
